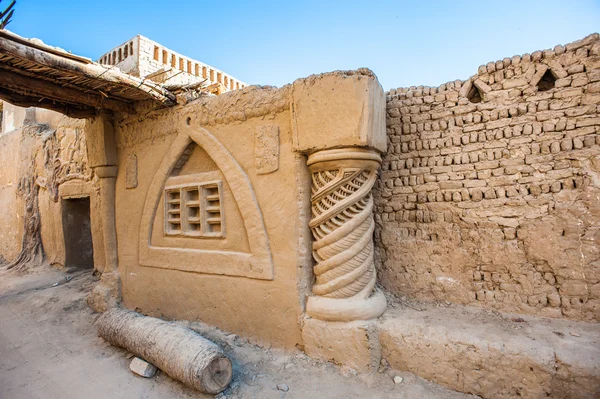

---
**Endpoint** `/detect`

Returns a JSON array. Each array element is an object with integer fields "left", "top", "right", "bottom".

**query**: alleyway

[{"left": 0, "top": 266, "right": 475, "bottom": 399}]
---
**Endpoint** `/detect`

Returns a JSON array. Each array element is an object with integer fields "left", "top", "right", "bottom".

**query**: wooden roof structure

[{"left": 0, "top": 30, "right": 177, "bottom": 118}]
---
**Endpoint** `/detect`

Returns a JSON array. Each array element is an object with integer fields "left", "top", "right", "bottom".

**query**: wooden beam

[
  {"left": 0, "top": 67, "right": 135, "bottom": 114},
  {"left": 0, "top": 30, "right": 176, "bottom": 105},
  {"left": 0, "top": 87, "right": 97, "bottom": 118}
]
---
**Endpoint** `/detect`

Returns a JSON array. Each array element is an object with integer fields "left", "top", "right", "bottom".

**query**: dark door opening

[{"left": 62, "top": 197, "right": 94, "bottom": 269}]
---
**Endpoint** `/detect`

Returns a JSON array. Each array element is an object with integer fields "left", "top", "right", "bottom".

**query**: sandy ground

[{"left": 0, "top": 265, "right": 477, "bottom": 399}]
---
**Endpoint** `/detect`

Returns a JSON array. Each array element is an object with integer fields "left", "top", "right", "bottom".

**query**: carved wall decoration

[
  {"left": 41, "top": 127, "right": 92, "bottom": 202},
  {"left": 255, "top": 125, "right": 279, "bottom": 175},
  {"left": 125, "top": 154, "right": 138, "bottom": 189},
  {"left": 305, "top": 148, "right": 387, "bottom": 321},
  {"left": 6, "top": 123, "right": 92, "bottom": 270},
  {"left": 164, "top": 173, "right": 225, "bottom": 238},
  {"left": 139, "top": 124, "right": 274, "bottom": 280},
  {"left": 5, "top": 173, "right": 43, "bottom": 270}
]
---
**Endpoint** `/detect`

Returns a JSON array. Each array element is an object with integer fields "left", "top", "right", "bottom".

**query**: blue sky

[{"left": 8, "top": 0, "right": 600, "bottom": 90}]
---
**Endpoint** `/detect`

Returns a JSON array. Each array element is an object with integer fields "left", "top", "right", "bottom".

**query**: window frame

[{"left": 164, "top": 179, "right": 225, "bottom": 238}]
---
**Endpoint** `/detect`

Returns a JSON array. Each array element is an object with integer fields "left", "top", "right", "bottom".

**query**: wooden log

[
  {"left": 0, "top": 87, "right": 96, "bottom": 118},
  {"left": 97, "top": 308, "right": 232, "bottom": 394},
  {"left": 0, "top": 68, "right": 134, "bottom": 114},
  {"left": 0, "top": 30, "right": 176, "bottom": 105}
]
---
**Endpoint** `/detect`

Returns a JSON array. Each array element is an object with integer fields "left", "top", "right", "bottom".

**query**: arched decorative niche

[{"left": 138, "top": 123, "right": 274, "bottom": 280}]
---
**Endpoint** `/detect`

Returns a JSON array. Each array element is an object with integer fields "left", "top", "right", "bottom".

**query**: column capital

[{"left": 291, "top": 69, "right": 387, "bottom": 154}]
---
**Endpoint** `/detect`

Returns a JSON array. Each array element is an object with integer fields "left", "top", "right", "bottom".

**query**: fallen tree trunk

[{"left": 97, "top": 308, "right": 232, "bottom": 394}]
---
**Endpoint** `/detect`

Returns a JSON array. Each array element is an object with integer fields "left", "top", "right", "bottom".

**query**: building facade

[
  {"left": 1, "top": 30, "right": 599, "bottom": 399},
  {"left": 97, "top": 35, "right": 247, "bottom": 91}
]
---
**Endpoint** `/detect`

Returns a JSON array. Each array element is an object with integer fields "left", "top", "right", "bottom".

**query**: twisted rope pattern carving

[{"left": 309, "top": 165, "right": 378, "bottom": 299}]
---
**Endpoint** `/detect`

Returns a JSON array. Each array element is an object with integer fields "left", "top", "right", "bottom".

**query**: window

[
  {"left": 195, "top": 64, "right": 199, "bottom": 76},
  {"left": 188, "top": 61, "right": 192, "bottom": 74},
  {"left": 162, "top": 50, "right": 168, "bottom": 64},
  {"left": 130, "top": 41, "right": 134, "bottom": 56},
  {"left": 154, "top": 46, "right": 159, "bottom": 61},
  {"left": 171, "top": 54, "right": 176, "bottom": 68},
  {"left": 210, "top": 69, "right": 214, "bottom": 81},
  {"left": 165, "top": 180, "right": 224, "bottom": 238},
  {"left": 217, "top": 72, "right": 222, "bottom": 83},
  {"left": 179, "top": 57, "right": 184, "bottom": 70},
  {"left": 202, "top": 66, "right": 207, "bottom": 79},
  {"left": 123, "top": 45, "right": 128, "bottom": 59}
]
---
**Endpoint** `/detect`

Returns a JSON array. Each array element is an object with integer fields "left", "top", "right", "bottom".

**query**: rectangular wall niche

[{"left": 164, "top": 180, "right": 224, "bottom": 238}]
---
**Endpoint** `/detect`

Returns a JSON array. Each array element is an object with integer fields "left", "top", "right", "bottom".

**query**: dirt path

[{"left": 0, "top": 266, "right": 476, "bottom": 399}]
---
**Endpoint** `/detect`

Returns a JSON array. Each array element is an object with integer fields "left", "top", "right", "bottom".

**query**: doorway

[{"left": 62, "top": 197, "right": 94, "bottom": 269}]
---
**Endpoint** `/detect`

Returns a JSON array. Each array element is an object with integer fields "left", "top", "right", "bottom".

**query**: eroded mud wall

[
  {"left": 375, "top": 33, "right": 600, "bottom": 321},
  {"left": 0, "top": 104, "right": 100, "bottom": 270},
  {"left": 0, "top": 129, "right": 23, "bottom": 262}
]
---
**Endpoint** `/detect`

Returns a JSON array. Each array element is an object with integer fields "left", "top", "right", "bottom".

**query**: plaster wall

[
  {"left": 0, "top": 103, "right": 103, "bottom": 271},
  {"left": 375, "top": 33, "right": 600, "bottom": 321},
  {"left": 114, "top": 86, "right": 309, "bottom": 348},
  {"left": 0, "top": 129, "right": 23, "bottom": 262},
  {"left": 97, "top": 36, "right": 139, "bottom": 76}
]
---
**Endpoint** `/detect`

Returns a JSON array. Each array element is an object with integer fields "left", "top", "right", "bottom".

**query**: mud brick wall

[{"left": 374, "top": 33, "right": 600, "bottom": 321}]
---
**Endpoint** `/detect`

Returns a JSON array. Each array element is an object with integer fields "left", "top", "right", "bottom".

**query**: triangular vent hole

[
  {"left": 537, "top": 70, "right": 556, "bottom": 92},
  {"left": 467, "top": 85, "right": 482, "bottom": 103}
]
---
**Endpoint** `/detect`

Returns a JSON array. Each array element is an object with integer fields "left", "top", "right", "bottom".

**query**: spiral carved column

[{"left": 305, "top": 148, "right": 387, "bottom": 321}]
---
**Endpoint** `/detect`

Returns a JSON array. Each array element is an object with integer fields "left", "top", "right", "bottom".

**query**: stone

[
  {"left": 393, "top": 376, "right": 404, "bottom": 384},
  {"left": 130, "top": 357, "right": 158, "bottom": 378},
  {"left": 276, "top": 383, "right": 289, "bottom": 392},
  {"left": 225, "top": 333, "right": 239, "bottom": 347}
]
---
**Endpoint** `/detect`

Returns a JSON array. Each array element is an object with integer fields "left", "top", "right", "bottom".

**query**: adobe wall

[
  {"left": 135, "top": 36, "right": 247, "bottom": 89},
  {"left": 375, "top": 33, "right": 600, "bottom": 321},
  {"left": 113, "top": 69, "right": 385, "bottom": 350},
  {"left": 0, "top": 129, "right": 23, "bottom": 262},
  {"left": 113, "top": 85, "right": 311, "bottom": 349},
  {"left": 0, "top": 103, "right": 103, "bottom": 270}
]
